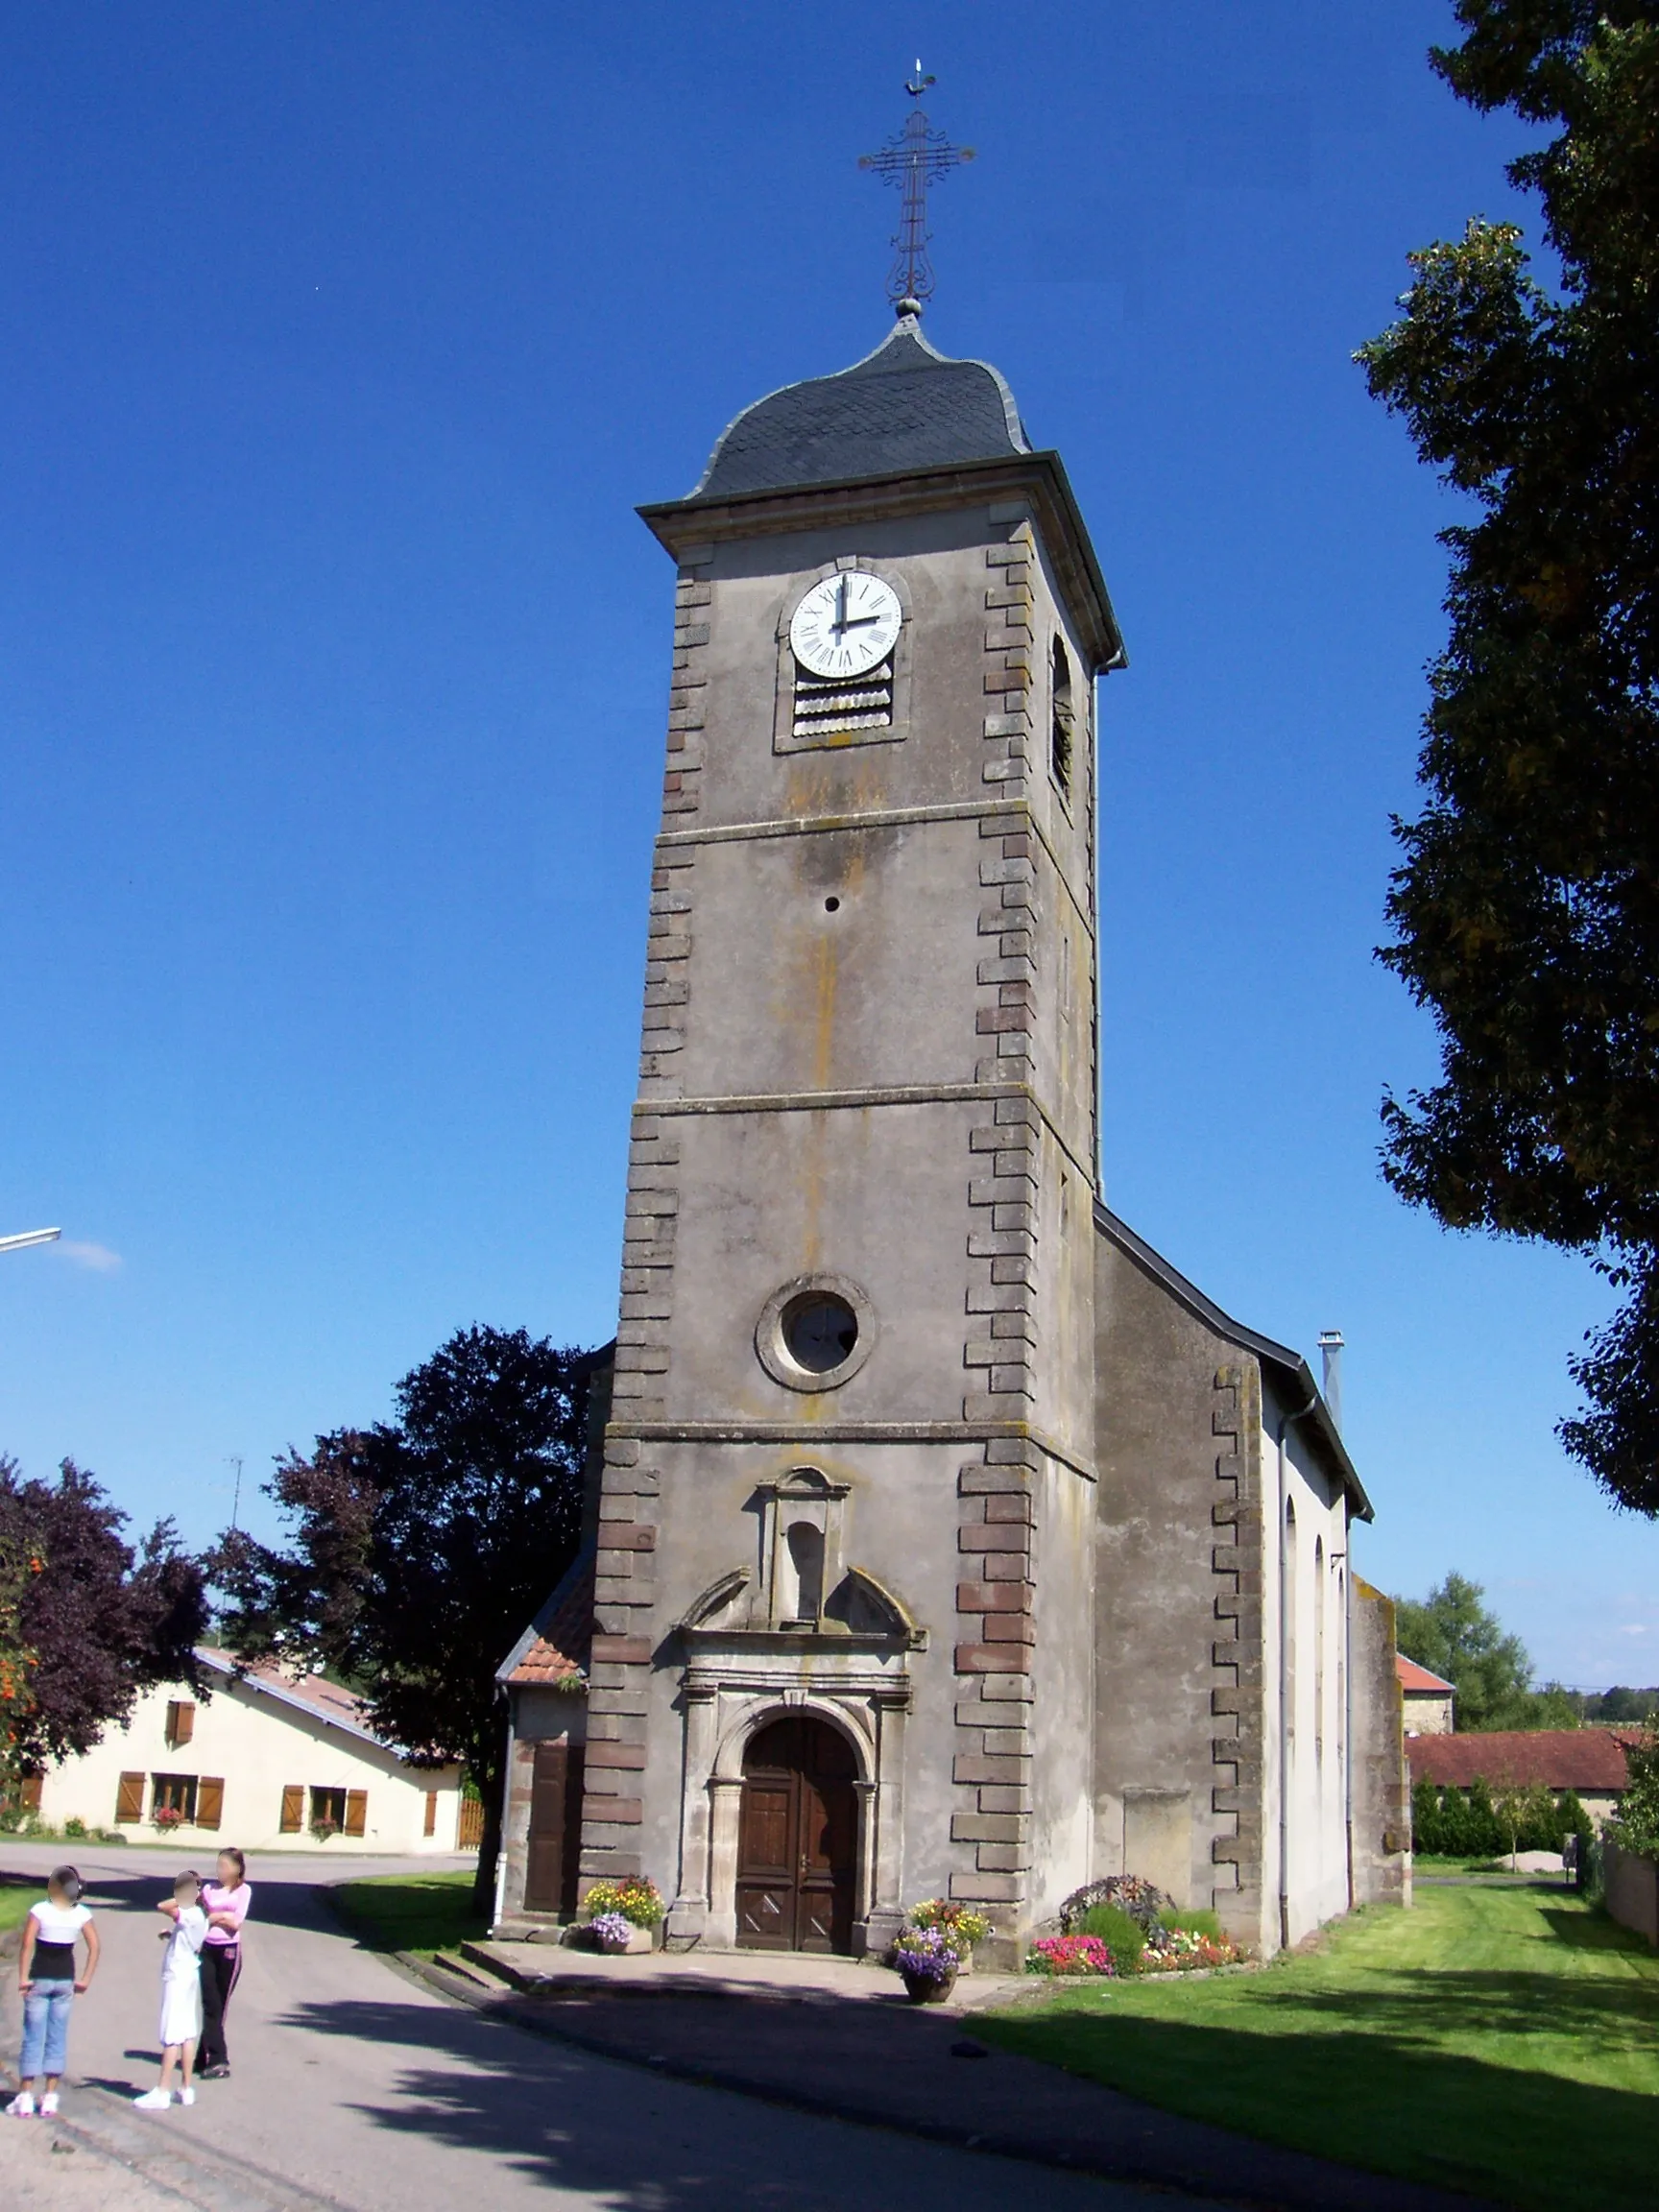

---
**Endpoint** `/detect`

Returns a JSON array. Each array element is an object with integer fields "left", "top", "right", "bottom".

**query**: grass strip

[
  {"left": 329, "top": 1869, "right": 488, "bottom": 1960},
  {"left": 977, "top": 1882, "right": 1659, "bottom": 2212},
  {"left": 0, "top": 1878, "right": 38, "bottom": 1936}
]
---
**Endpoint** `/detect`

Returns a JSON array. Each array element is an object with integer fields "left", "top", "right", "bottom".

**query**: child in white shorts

[{"left": 133, "top": 1871, "right": 207, "bottom": 2111}]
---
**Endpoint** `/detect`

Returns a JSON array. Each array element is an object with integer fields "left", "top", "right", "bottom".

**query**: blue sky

[{"left": 3, "top": 2, "right": 1652, "bottom": 1687}]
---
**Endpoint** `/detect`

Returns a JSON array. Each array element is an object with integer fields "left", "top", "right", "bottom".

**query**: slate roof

[
  {"left": 496, "top": 1543, "right": 597, "bottom": 1690},
  {"left": 1407, "top": 1729, "right": 1639, "bottom": 1793},
  {"left": 1397, "top": 1655, "right": 1455, "bottom": 1695},
  {"left": 693, "top": 319, "right": 1031, "bottom": 501}
]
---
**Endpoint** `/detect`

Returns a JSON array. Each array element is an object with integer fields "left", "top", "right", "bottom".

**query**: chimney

[{"left": 1316, "top": 1329, "right": 1345, "bottom": 1434}]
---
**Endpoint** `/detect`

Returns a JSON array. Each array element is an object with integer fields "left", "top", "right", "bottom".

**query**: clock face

[{"left": 789, "top": 571, "right": 902, "bottom": 680}]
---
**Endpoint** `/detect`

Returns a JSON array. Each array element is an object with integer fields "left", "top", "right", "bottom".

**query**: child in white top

[
  {"left": 132, "top": 1872, "right": 208, "bottom": 2111},
  {"left": 7, "top": 1865, "right": 99, "bottom": 2119}
]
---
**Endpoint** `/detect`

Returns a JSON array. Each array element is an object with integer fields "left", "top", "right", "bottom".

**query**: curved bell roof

[{"left": 692, "top": 316, "right": 1031, "bottom": 501}]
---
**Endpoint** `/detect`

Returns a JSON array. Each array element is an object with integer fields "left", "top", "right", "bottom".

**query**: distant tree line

[
  {"left": 1411, "top": 1777, "right": 1594, "bottom": 1860},
  {"left": 1392, "top": 1571, "right": 1653, "bottom": 1731}
]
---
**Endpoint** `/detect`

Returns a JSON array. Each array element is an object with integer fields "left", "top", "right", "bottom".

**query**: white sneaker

[
  {"left": 132, "top": 2088, "right": 172, "bottom": 2111},
  {"left": 5, "top": 2093, "right": 36, "bottom": 2118},
  {"left": 39, "top": 2093, "right": 60, "bottom": 2117},
  {"left": 176, "top": 2088, "right": 195, "bottom": 2107}
]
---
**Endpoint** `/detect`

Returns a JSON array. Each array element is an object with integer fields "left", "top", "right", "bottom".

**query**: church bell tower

[{"left": 580, "top": 300, "right": 1125, "bottom": 1956}]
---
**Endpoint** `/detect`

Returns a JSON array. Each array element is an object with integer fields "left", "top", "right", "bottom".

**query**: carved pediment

[{"left": 678, "top": 1561, "right": 926, "bottom": 1651}]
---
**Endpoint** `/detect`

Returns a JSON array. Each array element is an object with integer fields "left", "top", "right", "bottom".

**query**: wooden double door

[{"left": 735, "top": 1717, "right": 858, "bottom": 1954}]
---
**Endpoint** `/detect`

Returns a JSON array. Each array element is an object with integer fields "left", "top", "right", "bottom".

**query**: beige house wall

[{"left": 36, "top": 1672, "right": 467, "bottom": 1856}]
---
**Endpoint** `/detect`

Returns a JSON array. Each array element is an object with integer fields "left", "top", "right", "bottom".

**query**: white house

[{"left": 33, "top": 1648, "right": 475, "bottom": 1856}]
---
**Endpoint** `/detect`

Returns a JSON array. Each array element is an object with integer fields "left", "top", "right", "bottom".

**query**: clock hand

[{"left": 833, "top": 575, "right": 850, "bottom": 636}]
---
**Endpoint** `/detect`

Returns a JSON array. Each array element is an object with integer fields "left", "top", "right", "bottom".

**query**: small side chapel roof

[
  {"left": 496, "top": 1542, "right": 597, "bottom": 1691},
  {"left": 1397, "top": 1654, "right": 1455, "bottom": 1695},
  {"left": 691, "top": 318, "right": 1031, "bottom": 501},
  {"left": 1094, "top": 1202, "right": 1374, "bottom": 1521}
]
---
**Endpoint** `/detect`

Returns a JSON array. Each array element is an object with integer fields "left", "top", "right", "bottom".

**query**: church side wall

[
  {"left": 1092, "top": 1232, "right": 1268, "bottom": 1943},
  {"left": 1262, "top": 1384, "right": 1356, "bottom": 1947}
]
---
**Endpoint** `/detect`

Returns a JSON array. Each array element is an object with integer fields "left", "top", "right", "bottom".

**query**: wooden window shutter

[
  {"left": 116, "top": 1771, "right": 145, "bottom": 1824},
  {"left": 21, "top": 1774, "right": 42, "bottom": 1814},
  {"left": 166, "top": 1700, "right": 195, "bottom": 1748},
  {"left": 344, "top": 1789, "right": 368, "bottom": 1839},
  {"left": 197, "top": 1777, "right": 225, "bottom": 1831},
  {"left": 423, "top": 1791, "right": 437, "bottom": 1838},
  {"left": 280, "top": 1785, "right": 303, "bottom": 1835}
]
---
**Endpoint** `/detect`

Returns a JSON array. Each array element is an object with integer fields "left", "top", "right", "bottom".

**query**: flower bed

[
  {"left": 1025, "top": 1934, "right": 1117, "bottom": 1977},
  {"left": 1139, "top": 1925, "right": 1243, "bottom": 1972}
]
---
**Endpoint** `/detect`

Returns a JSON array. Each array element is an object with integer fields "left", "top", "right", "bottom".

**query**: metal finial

[{"left": 858, "top": 70, "right": 975, "bottom": 316}]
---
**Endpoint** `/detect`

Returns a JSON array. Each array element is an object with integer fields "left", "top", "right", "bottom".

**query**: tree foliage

[
  {"left": 1608, "top": 1725, "right": 1659, "bottom": 1856},
  {"left": 1357, "top": 3, "right": 1659, "bottom": 1511},
  {"left": 210, "top": 1327, "right": 596, "bottom": 1910},
  {"left": 0, "top": 1456, "right": 208, "bottom": 1774},
  {"left": 1395, "top": 1571, "right": 1538, "bottom": 1730}
]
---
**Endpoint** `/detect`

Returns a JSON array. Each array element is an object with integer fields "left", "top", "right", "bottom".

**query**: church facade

[{"left": 494, "top": 317, "right": 1407, "bottom": 1961}]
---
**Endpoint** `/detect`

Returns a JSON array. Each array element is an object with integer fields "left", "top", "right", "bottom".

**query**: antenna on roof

[{"left": 858, "top": 68, "right": 975, "bottom": 319}]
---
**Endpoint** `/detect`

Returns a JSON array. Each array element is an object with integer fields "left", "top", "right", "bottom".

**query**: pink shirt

[{"left": 201, "top": 1880, "right": 252, "bottom": 1948}]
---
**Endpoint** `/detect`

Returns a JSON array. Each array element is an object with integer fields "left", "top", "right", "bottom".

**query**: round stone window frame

[{"left": 755, "top": 1273, "right": 878, "bottom": 1393}]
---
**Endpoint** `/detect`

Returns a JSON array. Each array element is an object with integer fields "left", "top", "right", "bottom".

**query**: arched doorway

[{"left": 735, "top": 1716, "right": 857, "bottom": 1954}]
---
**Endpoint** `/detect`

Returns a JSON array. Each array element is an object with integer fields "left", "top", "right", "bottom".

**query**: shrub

[
  {"left": 1060, "top": 1874, "right": 1167, "bottom": 1934},
  {"left": 62, "top": 1815, "right": 87, "bottom": 1839},
  {"left": 1411, "top": 1777, "right": 1444, "bottom": 1854},
  {"left": 1160, "top": 1907, "right": 1222, "bottom": 1940},
  {"left": 1074, "top": 1902, "right": 1146, "bottom": 1975},
  {"left": 1607, "top": 1727, "right": 1659, "bottom": 1859}
]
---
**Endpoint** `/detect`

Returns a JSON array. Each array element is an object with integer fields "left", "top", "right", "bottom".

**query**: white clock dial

[{"left": 789, "top": 571, "right": 902, "bottom": 680}]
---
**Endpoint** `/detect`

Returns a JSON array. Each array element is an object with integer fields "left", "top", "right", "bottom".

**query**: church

[{"left": 492, "top": 276, "right": 1408, "bottom": 1964}]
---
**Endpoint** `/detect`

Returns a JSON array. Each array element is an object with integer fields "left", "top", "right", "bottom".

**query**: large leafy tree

[
  {"left": 1394, "top": 1571, "right": 1536, "bottom": 1731},
  {"left": 211, "top": 1327, "right": 596, "bottom": 1911},
  {"left": 0, "top": 1456, "right": 208, "bottom": 1776},
  {"left": 1357, "top": 3, "right": 1659, "bottom": 1510}
]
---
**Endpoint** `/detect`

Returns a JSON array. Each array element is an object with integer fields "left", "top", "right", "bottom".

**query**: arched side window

[
  {"left": 1313, "top": 1535, "right": 1326, "bottom": 1767},
  {"left": 1284, "top": 1499, "right": 1297, "bottom": 1749},
  {"left": 1050, "top": 634, "right": 1075, "bottom": 796}
]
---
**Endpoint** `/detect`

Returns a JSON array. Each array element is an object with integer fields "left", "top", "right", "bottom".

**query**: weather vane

[{"left": 858, "top": 65, "right": 975, "bottom": 318}]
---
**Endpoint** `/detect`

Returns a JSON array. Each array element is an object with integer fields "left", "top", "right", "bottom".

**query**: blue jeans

[{"left": 20, "top": 1980, "right": 74, "bottom": 2080}]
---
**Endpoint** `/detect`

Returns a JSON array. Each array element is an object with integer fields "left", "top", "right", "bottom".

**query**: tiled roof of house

[
  {"left": 1407, "top": 1729, "right": 1639, "bottom": 1792},
  {"left": 195, "top": 1647, "right": 384, "bottom": 1749},
  {"left": 498, "top": 1544, "right": 596, "bottom": 1689},
  {"left": 1397, "top": 1655, "right": 1455, "bottom": 1695}
]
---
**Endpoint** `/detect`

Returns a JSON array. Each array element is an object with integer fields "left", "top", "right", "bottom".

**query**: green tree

[
  {"left": 1607, "top": 1727, "right": 1659, "bottom": 1857},
  {"left": 1356, "top": 3, "right": 1659, "bottom": 1513},
  {"left": 210, "top": 1327, "right": 598, "bottom": 1912},
  {"left": 1394, "top": 1572, "right": 1535, "bottom": 1729}
]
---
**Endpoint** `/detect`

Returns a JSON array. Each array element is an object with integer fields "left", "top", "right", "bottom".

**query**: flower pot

[
  {"left": 902, "top": 1967, "right": 957, "bottom": 2005},
  {"left": 593, "top": 1922, "right": 654, "bottom": 1955}
]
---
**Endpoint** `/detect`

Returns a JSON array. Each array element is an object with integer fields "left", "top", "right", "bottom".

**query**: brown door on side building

[
  {"left": 735, "top": 1717, "right": 856, "bottom": 1954},
  {"left": 524, "top": 1739, "right": 585, "bottom": 1917}
]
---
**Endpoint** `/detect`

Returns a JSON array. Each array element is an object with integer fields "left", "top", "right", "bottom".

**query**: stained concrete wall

[
  {"left": 1351, "top": 1576, "right": 1411, "bottom": 1910},
  {"left": 1093, "top": 1227, "right": 1248, "bottom": 1926}
]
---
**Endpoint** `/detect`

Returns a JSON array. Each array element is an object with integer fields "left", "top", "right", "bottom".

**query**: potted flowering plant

[
  {"left": 580, "top": 1876, "right": 664, "bottom": 1954},
  {"left": 903, "top": 1898, "right": 993, "bottom": 1972},
  {"left": 153, "top": 1804, "right": 184, "bottom": 1835},
  {"left": 894, "top": 1924, "right": 961, "bottom": 2004}
]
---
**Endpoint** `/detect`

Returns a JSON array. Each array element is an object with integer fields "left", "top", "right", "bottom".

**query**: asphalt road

[{"left": 1, "top": 1842, "right": 1197, "bottom": 2212}]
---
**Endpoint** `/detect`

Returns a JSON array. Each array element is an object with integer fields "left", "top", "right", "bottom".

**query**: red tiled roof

[
  {"left": 196, "top": 1648, "right": 384, "bottom": 1748},
  {"left": 505, "top": 1551, "right": 595, "bottom": 1687},
  {"left": 1397, "top": 1654, "right": 1455, "bottom": 1695},
  {"left": 1407, "top": 1729, "right": 1639, "bottom": 1792}
]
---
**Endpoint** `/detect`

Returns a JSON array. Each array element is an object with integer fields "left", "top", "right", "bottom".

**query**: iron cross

[{"left": 858, "top": 67, "right": 975, "bottom": 315}]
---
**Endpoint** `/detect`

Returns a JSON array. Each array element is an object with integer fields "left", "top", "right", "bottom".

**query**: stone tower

[{"left": 581, "top": 315, "right": 1125, "bottom": 1956}]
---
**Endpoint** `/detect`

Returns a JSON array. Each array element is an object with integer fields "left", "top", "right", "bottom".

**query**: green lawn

[
  {"left": 330, "top": 1870, "right": 488, "bottom": 1959},
  {"left": 979, "top": 1883, "right": 1659, "bottom": 2212},
  {"left": 0, "top": 1879, "right": 38, "bottom": 1937}
]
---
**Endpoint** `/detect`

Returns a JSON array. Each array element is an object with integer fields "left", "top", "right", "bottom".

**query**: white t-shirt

[
  {"left": 161, "top": 1903, "right": 207, "bottom": 1983},
  {"left": 29, "top": 1899, "right": 92, "bottom": 1978}
]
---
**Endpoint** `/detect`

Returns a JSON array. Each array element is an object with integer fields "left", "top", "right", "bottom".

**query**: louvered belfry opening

[{"left": 791, "top": 657, "right": 894, "bottom": 740}]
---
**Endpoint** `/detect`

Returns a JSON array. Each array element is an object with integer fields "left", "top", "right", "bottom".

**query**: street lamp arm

[{"left": 0, "top": 1228, "right": 61, "bottom": 1254}]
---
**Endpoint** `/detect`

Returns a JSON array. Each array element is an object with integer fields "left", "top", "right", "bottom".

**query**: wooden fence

[{"left": 458, "top": 1796, "right": 485, "bottom": 1850}]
